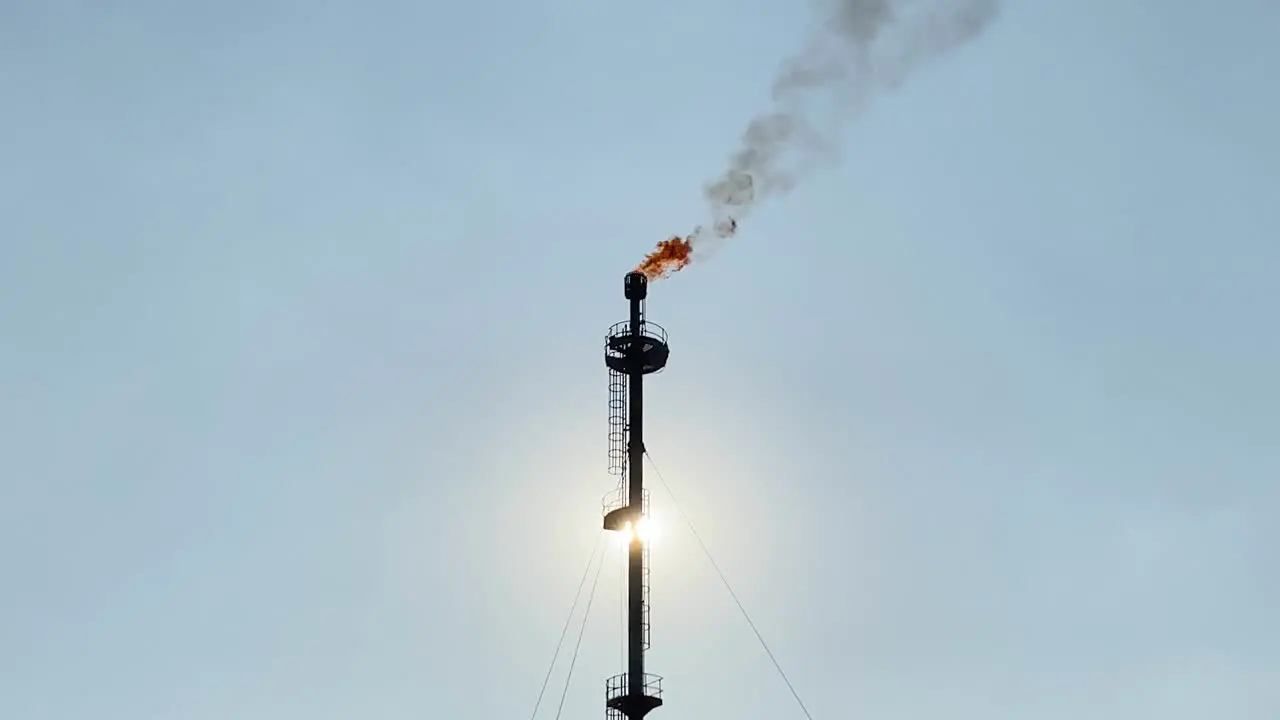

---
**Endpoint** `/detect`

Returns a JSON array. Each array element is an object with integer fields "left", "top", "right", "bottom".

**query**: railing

[
  {"left": 601, "top": 487, "right": 649, "bottom": 522},
  {"left": 604, "top": 321, "right": 668, "bottom": 361},
  {"left": 605, "top": 673, "right": 664, "bottom": 702}
]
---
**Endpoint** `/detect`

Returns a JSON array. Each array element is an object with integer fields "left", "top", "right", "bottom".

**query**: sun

[{"left": 621, "top": 516, "right": 658, "bottom": 544}]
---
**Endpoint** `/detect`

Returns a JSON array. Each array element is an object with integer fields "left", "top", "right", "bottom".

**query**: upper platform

[
  {"left": 605, "top": 322, "right": 669, "bottom": 375},
  {"left": 607, "top": 271, "right": 669, "bottom": 374}
]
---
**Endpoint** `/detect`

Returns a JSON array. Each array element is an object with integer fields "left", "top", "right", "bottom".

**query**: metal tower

[{"left": 601, "top": 271, "right": 668, "bottom": 720}]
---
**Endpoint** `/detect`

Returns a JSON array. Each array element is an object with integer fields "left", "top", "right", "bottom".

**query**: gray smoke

[{"left": 700, "top": 0, "right": 999, "bottom": 235}]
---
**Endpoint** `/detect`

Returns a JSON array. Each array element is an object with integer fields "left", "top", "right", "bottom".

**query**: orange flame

[
  {"left": 635, "top": 236, "right": 694, "bottom": 280},
  {"left": 634, "top": 217, "right": 739, "bottom": 280}
]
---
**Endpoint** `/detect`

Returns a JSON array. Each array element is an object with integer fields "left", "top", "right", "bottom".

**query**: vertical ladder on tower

[
  {"left": 641, "top": 540, "right": 651, "bottom": 650},
  {"left": 607, "top": 368, "right": 628, "bottom": 480}
]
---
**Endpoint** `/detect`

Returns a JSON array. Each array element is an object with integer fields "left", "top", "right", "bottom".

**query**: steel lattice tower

[{"left": 601, "top": 271, "right": 668, "bottom": 720}]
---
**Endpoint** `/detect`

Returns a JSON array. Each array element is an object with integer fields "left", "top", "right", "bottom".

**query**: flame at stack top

[
  {"left": 635, "top": 236, "right": 693, "bottom": 280},
  {"left": 635, "top": 218, "right": 739, "bottom": 280}
]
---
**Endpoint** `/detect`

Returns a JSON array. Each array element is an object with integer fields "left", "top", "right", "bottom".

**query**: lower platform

[
  {"left": 605, "top": 673, "right": 663, "bottom": 720},
  {"left": 606, "top": 694, "right": 663, "bottom": 720}
]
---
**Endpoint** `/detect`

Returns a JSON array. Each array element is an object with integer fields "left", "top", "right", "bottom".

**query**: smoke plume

[{"left": 636, "top": 0, "right": 999, "bottom": 280}]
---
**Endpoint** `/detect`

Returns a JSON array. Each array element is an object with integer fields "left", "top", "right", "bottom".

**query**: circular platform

[{"left": 604, "top": 322, "right": 669, "bottom": 375}]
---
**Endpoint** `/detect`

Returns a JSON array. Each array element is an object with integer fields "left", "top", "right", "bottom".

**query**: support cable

[
  {"left": 528, "top": 531, "right": 605, "bottom": 720},
  {"left": 553, "top": 534, "right": 609, "bottom": 720},
  {"left": 645, "top": 452, "right": 817, "bottom": 720}
]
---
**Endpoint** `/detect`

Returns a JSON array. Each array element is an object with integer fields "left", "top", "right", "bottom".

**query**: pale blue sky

[{"left": 2, "top": 1, "right": 1278, "bottom": 718}]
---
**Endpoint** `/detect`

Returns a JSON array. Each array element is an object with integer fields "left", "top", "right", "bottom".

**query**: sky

[{"left": 1, "top": 0, "right": 1278, "bottom": 718}]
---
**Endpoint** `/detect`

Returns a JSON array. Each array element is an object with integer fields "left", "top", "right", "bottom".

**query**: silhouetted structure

[{"left": 601, "top": 271, "right": 668, "bottom": 720}]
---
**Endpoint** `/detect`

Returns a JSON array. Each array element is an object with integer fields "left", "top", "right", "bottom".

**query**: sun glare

[{"left": 621, "top": 516, "right": 658, "bottom": 544}]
